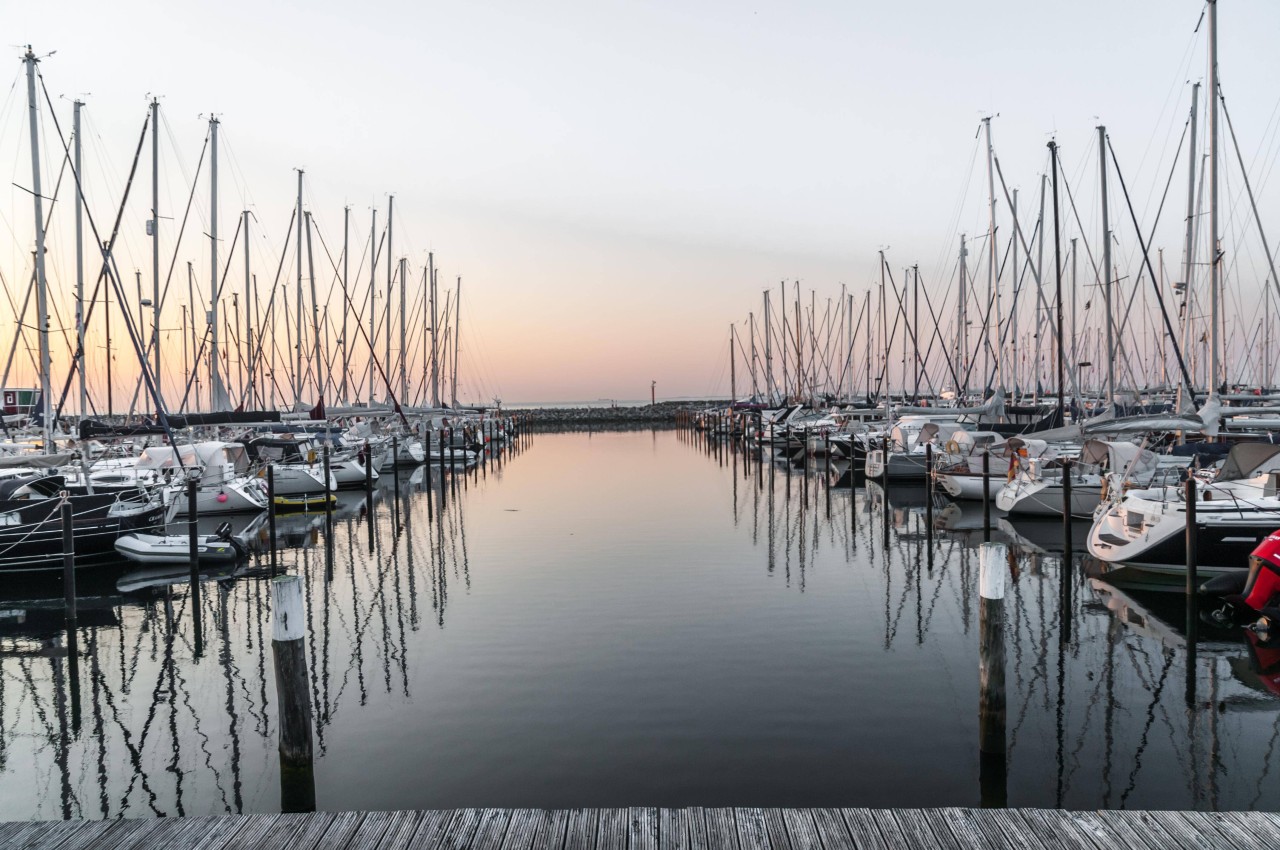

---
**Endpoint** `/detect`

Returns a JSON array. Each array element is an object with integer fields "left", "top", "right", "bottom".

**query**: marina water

[{"left": 0, "top": 427, "right": 1276, "bottom": 818}]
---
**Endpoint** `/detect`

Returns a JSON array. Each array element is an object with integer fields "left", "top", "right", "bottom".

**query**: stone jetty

[{"left": 519, "top": 401, "right": 721, "bottom": 429}]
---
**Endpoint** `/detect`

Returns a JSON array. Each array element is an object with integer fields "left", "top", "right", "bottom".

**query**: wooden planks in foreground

[{"left": 2, "top": 807, "right": 1279, "bottom": 849}]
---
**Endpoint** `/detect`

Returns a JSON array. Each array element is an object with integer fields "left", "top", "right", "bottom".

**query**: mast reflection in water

[{"left": 2, "top": 428, "right": 1278, "bottom": 818}]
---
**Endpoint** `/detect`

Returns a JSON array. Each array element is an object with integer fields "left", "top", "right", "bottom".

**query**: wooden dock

[{"left": 2, "top": 807, "right": 1278, "bottom": 849}]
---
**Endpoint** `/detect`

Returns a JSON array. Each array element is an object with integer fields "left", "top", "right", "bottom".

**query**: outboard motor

[
  {"left": 1202, "top": 532, "right": 1280, "bottom": 638},
  {"left": 215, "top": 521, "right": 233, "bottom": 541}
]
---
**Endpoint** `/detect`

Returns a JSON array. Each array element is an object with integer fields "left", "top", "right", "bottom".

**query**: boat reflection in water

[{"left": 3, "top": 428, "right": 1280, "bottom": 819}]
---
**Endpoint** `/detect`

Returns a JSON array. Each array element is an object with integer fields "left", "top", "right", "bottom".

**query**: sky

[{"left": 5, "top": 0, "right": 1280, "bottom": 406}]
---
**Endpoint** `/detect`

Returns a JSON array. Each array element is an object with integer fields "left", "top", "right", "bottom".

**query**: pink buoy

[{"left": 216, "top": 493, "right": 229, "bottom": 503}]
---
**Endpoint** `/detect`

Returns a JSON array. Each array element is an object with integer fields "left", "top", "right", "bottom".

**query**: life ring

[{"left": 945, "top": 439, "right": 960, "bottom": 455}]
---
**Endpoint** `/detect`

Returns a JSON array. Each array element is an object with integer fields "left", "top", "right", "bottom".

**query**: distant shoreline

[{"left": 518, "top": 400, "right": 720, "bottom": 426}]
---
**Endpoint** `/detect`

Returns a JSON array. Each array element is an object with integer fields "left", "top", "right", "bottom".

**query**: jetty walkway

[{"left": 3, "top": 807, "right": 1277, "bottom": 849}]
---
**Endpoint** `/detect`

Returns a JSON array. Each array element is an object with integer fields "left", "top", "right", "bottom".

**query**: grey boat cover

[{"left": 1217, "top": 443, "right": 1280, "bottom": 482}]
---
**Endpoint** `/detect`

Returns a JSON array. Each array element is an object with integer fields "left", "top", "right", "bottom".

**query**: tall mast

[
  {"left": 1070, "top": 237, "right": 1078, "bottom": 393},
  {"left": 1179, "top": 83, "right": 1200, "bottom": 409},
  {"left": 1049, "top": 140, "right": 1065, "bottom": 421},
  {"left": 399, "top": 257, "right": 408, "bottom": 401},
  {"left": 1208, "top": 0, "right": 1221, "bottom": 398},
  {"left": 295, "top": 169, "right": 304, "bottom": 405},
  {"left": 1098, "top": 125, "right": 1115, "bottom": 409},
  {"left": 984, "top": 116, "right": 1000, "bottom": 389},
  {"left": 74, "top": 100, "right": 86, "bottom": 419},
  {"left": 209, "top": 117, "right": 223, "bottom": 412},
  {"left": 151, "top": 98, "right": 162, "bottom": 406},
  {"left": 794, "top": 282, "right": 802, "bottom": 401},
  {"left": 305, "top": 212, "right": 323, "bottom": 402},
  {"left": 913, "top": 266, "right": 921, "bottom": 400},
  {"left": 243, "top": 209, "right": 252, "bottom": 407},
  {"left": 341, "top": 206, "right": 350, "bottom": 406},
  {"left": 749, "top": 312, "right": 758, "bottom": 399},
  {"left": 24, "top": 49, "right": 52, "bottom": 449},
  {"left": 957, "top": 235, "right": 967, "bottom": 397},
  {"left": 1011, "top": 189, "right": 1019, "bottom": 394},
  {"left": 763, "top": 291, "right": 773, "bottom": 404},
  {"left": 780, "top": 281, "right": 789, "bottom": 402},
  {"left": 368, "top": 208, "right": 377, "bottom": 405},
  {"left": 452, "top": 275, "right": 461, "bottom": 407},
  {"left": 729, "top": 324, "right": 737, "bottom": 402},
  {"left": 386, "top": 195, "right": 394, "bottom": 401},
  {"left": 846, "top": 292, "right": 854, "bottom": 402},
  {"left": 429, "top": 252, "right": 438, "bottom": 407}
]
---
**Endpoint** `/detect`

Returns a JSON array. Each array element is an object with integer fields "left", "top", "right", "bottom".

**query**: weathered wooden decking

[{"left": 2, "top": 807, "right": 1278, "bottom": 849}]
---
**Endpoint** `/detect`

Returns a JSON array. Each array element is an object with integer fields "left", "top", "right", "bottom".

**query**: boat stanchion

[
  {"left": 268, "top": 465, "right": 278, "bottom": 578},
  {"left": 187, "top": 476, "right": 202, "bottom": 645},
  {"left": 982, "top": 450, "right": 991, "bottom": 543},
  {"left": 271, "top": 574, "right": 316, "bottom": 813},
  {"left": 1060, "top": 459, "right": 1072, "bottom": 645},
  {"left": 1185, "top": 474, "right": 1198, "bottom": 705},
  {"left": 978, "top": 541, "right": 1008, "bottom": 809}
]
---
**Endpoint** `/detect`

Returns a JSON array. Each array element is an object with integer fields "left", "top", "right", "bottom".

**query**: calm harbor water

[{"left": 1, "top": 427, "right": 1278, "bottom": 819}]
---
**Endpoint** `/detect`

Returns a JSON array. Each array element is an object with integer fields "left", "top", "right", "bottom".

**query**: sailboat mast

[
  {"left": 386, "top": 195, "right": 394, "bottom": 400},
  {"left": 341, "top": 206, "right": 350, "bottom": 406},
  {"left": 209, "top": 117, "right": 222, "bottom": 412},
  {"left": 779, "top": 281, "right": 788, "bottom": 402},
  {"left": 1208, "top": 0, "right": 1221, "bottom": 397},
  {"left": 1180, "top": 83, "right": 1200, "bottom": 407},
  {"left": 729, "top": 324, "right": 737, "bottom": 402},
  {"left": 429, "top": 251, "right": 438, "bottom": 407},
  {"left": 1098, "top": 125, "right": 1115, "bottom": 409},
  {"left": 452, "top": 275, "right": 461, "bottom": 407},
  {"left": 958, "top": 235, "right": 967, "bottom": 398},
  {"left": 151, "top": 98, "right": 162, "bottom": 405},
  {"left": 24, "top": 49, "right": 52, "bottom": 448},
  {"left": 368, "top": 208, "right": 377, "bottom": 405},
  {"left": 763, "top": 291, "right": 773, "bottom": 404},
  {"left": 1049, "top": 140, "right": 1065, "bottom": 420},
  {"left": 243, "top": 209, "right": 251, "bottom": 407},
  {"left": 984, "top": 116, "right": 1000, "bottom": 389},
  {"left": 295, "top": 169, "right": 304, "bottom": 405},
  {"left": 74, "top": 100, "right": 86, "bottom": 419},
  {"left": 399, "top": 257, "right": 408, "bottom": 401},
  {"left": 306, "top": 211, "right": 323, "bottom": 402}
]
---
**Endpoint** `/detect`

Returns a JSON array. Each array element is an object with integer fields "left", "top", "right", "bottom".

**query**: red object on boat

[{"left": 1243, "top": 533, "right": 1280, "bottom": 614}]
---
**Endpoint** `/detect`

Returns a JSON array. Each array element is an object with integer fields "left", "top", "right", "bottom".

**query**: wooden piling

[
  {"left": 60, "top": 495, "right": 82, "bottom": 729},
  {"left": 982, "top": 450, "right": 991, "bottom": 542},
  {"left": 60, "top": 496, "right": 76, "bottom": 627},
  {"left": 187, "top": 476, "right": 202, "bottom": 643},
  {"left": 271, "top": 574, "right": 315, "bottom": 813},
  {"left": 979, "top": 541, "right": 1008, "bottom": 808}
]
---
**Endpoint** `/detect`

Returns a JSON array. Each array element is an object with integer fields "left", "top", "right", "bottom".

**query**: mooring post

[
  {"left": 979, "top": 541, "right": 1008, "bottom": 808},
  {"left": 925, "top": 442, "right": 934, "bottom": 541},
  {"left": 881, "top": 448, "right": 891, "bottom": 546},
  {"left": 187, "top": 475, "right": 202, "bottom": 645},
  {"left": 271, "top": 574, "right": 316, "bottom": 813},
  {"left": 392, "top": 436, "right": 402, "bottom": 534},
  {"left": 61, "top": 495, "right": 77, "bottom": 628},
  {"left": 981, "top": 450, "right": 991, "bottom": 542},
  {"left": 1185, "top": 474, "right": 1199, "bottom": 705},
  {"left": 267, "top": 465, "right": 278, "bottom": 578},
  {"left": 60, "top": 494, "right": 82, "bottom": 729}
]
